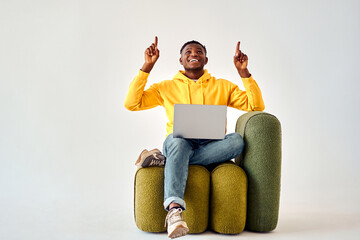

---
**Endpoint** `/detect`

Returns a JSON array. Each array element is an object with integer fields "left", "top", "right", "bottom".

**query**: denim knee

[
  {"left": 227, "top": 133, "right": 245, "bottom": 157},
  {"left": 163, "top": 134, "right": 191, "bottom": 157}
]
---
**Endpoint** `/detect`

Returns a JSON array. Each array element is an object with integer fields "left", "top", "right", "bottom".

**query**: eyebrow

[{"left": 184, "top": 47, "right": 203, "bottom": 52}]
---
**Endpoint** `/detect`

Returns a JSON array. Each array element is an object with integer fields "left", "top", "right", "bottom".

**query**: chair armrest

[{"left": 235, "top": 111, "right": 282, "bottom": 232}]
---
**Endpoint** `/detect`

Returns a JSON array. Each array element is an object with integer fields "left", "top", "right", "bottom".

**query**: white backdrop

[{"left": 1, "top": 0, "right": 360, "bottom": 239}]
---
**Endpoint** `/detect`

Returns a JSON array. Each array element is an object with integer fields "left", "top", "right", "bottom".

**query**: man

[{"left": 125, "top": 36, "right": 265, "bottom": 239}]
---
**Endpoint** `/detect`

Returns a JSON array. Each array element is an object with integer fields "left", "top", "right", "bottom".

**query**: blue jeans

[{"left": 162, "top": 132, "right": 245, "bottom": 211}]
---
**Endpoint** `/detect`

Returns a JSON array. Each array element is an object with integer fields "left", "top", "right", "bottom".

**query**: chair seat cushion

[
  {"left": 134, "top": 165, "right": 210, "bottom": 233},
  {"left": 210, "top": 162, "right": 248, "bottom": 234}
]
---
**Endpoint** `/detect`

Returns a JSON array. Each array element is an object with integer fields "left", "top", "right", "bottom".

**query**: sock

[{"left": 169, "top": 206, "right": 182, "bottom": 211}]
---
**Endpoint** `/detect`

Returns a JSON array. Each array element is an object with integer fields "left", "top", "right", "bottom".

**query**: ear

[
  {"left": 204, "top": 57, "right": 208, "bottom": 65},
  {"left": 179, "top": 57, "right": 183, "bottom": 66}
]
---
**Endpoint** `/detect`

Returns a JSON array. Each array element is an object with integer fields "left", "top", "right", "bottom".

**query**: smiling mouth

[{"left": 189, "top": 59, "right": 199, "bottom": 62}]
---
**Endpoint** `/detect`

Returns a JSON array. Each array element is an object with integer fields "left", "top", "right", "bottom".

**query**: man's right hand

[{"left": 141, "top": 36, "right": 160, "bottom": 73}]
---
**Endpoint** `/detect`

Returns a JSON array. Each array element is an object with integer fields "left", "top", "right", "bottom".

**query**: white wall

[{"left": 1, "top": 0, "right": 360, "bottom": 239}]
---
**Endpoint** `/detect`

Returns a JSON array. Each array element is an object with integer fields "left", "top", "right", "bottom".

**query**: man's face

[{"left": 179, "top": 43, "right": 208, "bottom": 71}]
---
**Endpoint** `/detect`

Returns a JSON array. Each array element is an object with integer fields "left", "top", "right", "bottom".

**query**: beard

[{"left": 184, "top": 65, "right": 204, "bottom": 72}]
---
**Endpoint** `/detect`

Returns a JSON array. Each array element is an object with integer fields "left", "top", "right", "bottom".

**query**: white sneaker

[
  {"left": 165, "top": 208, "right": 189, "bottom": 239},
  {"left": 135, "top": 149, "right": 166, "bottom": 168}
]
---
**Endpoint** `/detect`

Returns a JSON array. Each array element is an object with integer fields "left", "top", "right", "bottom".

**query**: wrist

[
  {"left": 141, "top": 63, "right": 155, "bottom": 73},
  {"left": 238, "top": 68, "right": 251, "bottom": 78}
]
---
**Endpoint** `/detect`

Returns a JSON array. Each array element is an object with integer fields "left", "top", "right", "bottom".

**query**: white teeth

[{"left": 190, "top": 59, "right": 198, "bottom": 62}]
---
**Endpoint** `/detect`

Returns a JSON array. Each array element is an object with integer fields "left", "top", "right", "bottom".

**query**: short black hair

[{"left": 180, "top": 40, "right": 207, "bottom": 55}]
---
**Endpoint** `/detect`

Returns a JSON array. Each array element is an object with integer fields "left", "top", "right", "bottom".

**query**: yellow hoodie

[{"left": 124, "top": 69, "right": 265, "bottom": 137}]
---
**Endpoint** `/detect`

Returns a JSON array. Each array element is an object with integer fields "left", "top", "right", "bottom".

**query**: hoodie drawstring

[
  {"left": 187, "top": 79, "right": 204, "bottom": 105},
  {"left": 187, "top": 83, "right": 191, "bottom": 104},
  {"left": 201, "top": 81, "right": 204, "bottom": 105},
  {"left": 174, "top": 70, "right": 209, "bottom": 105}
]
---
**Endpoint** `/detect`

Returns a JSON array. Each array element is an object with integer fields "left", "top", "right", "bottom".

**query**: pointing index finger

[
  {"left": 155, "top": 36, "right": 158, "bottom": 47},
  {"left": 235, "top": 41, "right": 241, "bottom": 55}
]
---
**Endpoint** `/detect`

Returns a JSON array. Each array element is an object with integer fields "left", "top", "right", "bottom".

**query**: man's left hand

[{"left": 234, "top": 41, "right": 251, "bottom": 78}]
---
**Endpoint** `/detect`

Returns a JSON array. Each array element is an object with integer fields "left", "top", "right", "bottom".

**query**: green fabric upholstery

[
  {"left": 134, "top": 165, "right": 210, "bottom": 233},
  {"left": 210, "top": 162, "right": 247, "bottom": 234},
  {"left": 235, "top": 111, "right": 282, "bottom": 232},
  {"left": 182, "top": 165, "right": 210, "bottom": 233},
  {"left": 134, "top": 167, "right": 167, "bottom": 232},
  {"left": 134, "top": 111, "right": 282, "bottom": 234}
]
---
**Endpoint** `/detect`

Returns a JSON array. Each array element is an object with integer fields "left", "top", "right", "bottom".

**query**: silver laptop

[{"left": 173, "top": 104, "right": 227, "bottom": 139}]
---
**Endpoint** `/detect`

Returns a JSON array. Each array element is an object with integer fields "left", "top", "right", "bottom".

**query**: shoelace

[{"left": 165, "top": 208, "right": 183, "bottom": 227}]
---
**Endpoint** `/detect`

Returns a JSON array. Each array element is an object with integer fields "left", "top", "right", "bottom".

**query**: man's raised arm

[
  {"left": 234, "top": 41, "right": 251, "bottom": 78},
  {"left": 141, "top": 36, "right": 160, "bottom": 73},
  {"left": 229, "top": 41, "right": 265, "bottom": 111},
  {"left": 124, "top": 36, "right": 163, "bottom": 111}
]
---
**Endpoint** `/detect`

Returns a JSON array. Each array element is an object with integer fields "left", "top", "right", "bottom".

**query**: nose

[{"left": 190, "top": 50, "right": 198, "bottom": 57}]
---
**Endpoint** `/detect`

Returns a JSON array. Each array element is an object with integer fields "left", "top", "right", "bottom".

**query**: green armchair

[{"left": 134, "top": 111, "right": 281, "bottom": 234}]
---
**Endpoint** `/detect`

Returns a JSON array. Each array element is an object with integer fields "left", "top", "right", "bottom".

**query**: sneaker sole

[
  {"left": 135, "top": 149, "right": 148, "bottom": 166},
  {"left": 168, "top": 222, "right": 189, "bottom": 239}
]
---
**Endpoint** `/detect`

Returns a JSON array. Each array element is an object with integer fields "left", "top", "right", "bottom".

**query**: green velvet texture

[
  {"left": 235, "top": 111, "right": 282, "bottom": 232},
  {"left": 134, "top": 167, "right": 167, "bottom": 232},
  {"left": 210, "top": 163, "right": 247, "bottom": 234},
  {"left": 134, "top": 165, "right": 210, "bottom": 233},
  {"left": 182, "top": 165, "right": 210, "bottom": 233},
  {"left": 134, "top": 111, "right": 281, "bottom": 234}
]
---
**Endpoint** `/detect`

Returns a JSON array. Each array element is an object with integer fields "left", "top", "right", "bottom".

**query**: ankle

[
  {"left": 169, "top": 206, "right": 182, "bottom": 212},
  {"left": 168, "top": 203, "right": 181, "bottom": 211}
]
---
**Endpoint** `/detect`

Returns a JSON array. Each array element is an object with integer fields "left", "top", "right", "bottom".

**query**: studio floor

[
  {"left": 2, "top": 205, "right": 360, "bottom": 240},
  {"left": 131, "top": 209, "right": 360, "bottom": 240}
]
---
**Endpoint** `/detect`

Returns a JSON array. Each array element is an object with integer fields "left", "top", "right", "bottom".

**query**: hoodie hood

[{"left": 172, "top": 69, "right": 212, "bottom": 104}]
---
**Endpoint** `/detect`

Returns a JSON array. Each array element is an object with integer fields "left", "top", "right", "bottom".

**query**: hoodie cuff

[
  {"left": 241, "top": 74, "right": 252, "bottom": 80},
  {"left": 241, "top": 74, "right": 254, "bottom": 82},
  {"left": 138, "top": 69, "right": 150, "bottom": 79}
]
